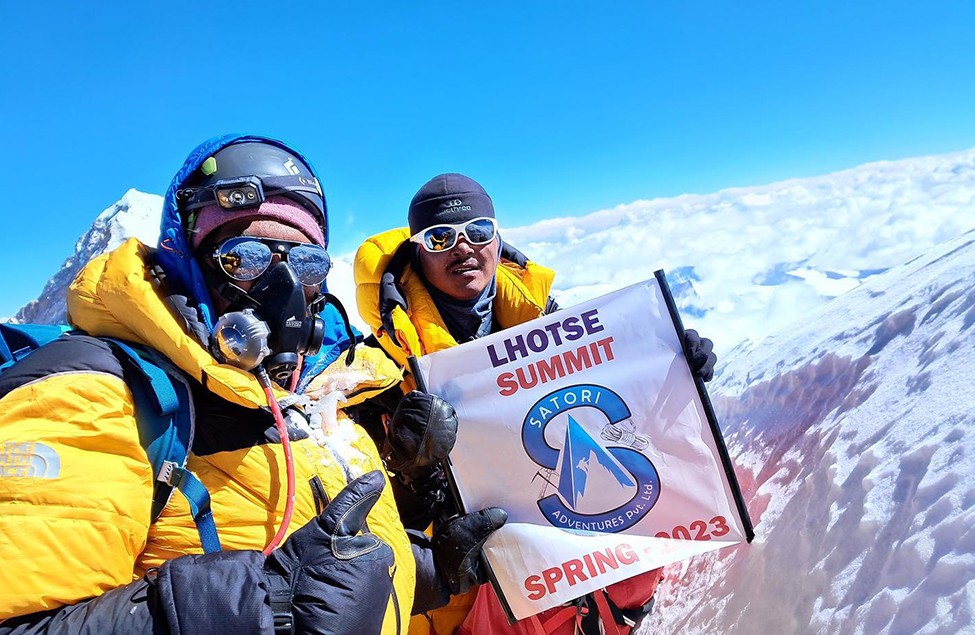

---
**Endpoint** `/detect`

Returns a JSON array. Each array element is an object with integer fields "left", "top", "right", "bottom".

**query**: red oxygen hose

[
  {"left": 257, "top": 367, "right": 297, "bottom": 556},
  {"left": 287, "top": 355, "right": 303, "bottom": 393}
]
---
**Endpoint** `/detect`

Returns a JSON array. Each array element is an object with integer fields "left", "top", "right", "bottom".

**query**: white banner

[{"left": 415, "top": 275, "right": 751, "bottom": 620}]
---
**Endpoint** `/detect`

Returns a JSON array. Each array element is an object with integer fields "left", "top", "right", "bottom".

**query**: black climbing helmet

[{"left": 176, "top": 140, "right": 327, "bottom": 242}]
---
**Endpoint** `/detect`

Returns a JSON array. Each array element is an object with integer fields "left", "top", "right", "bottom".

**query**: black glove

[
  {"left": 685, "top": 329, "right": 717, "bottom": 382},
  {"left": 155, "top": 471, "right": 394, "bottom": 635},
  {"left": 266, "top": 470, "right": 395, "bottom": 635},
  {"left": 432, "top": 507, "right": 508, "bottom": 595},
  {"left": 383, "top": 390, "right": 458, "bottom": 483}
]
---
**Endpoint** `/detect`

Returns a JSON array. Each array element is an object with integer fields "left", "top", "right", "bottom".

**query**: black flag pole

[{"left": 654, "top": 269, "right": 755, "bottom": 542}]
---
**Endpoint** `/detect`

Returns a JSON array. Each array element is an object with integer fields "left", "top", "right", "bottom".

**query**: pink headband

[{"left": 189, "top": 195, "right": 326, "bottom": 249}]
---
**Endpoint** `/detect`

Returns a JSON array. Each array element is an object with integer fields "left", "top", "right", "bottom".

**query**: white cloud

[{"left": 484, "top": 148, "right": 975, "bottom": 355}]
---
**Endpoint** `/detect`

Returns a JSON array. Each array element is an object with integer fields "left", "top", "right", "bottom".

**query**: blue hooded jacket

[{"left": 153, "top": 134, "right": 358, "bottom": 385}]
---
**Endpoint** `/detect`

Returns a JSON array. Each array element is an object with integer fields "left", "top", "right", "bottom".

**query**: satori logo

[{"left": 522, "top": 384, "right": 659, "bottom": 532}]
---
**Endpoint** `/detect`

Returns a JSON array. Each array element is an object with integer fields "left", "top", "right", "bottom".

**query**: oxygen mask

[{"left": 211, "top": 261, "right": 325, "bottom": 383}]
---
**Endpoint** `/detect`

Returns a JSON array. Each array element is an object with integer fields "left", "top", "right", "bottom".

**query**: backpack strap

[
  {"left": 525, "top": 597, "right": 592, "bottom": 635},
  {"left": 0, "top": 324, "right": 73, "bottom": 369},
  {"left": 606, "top": 594, "right": 655, "bottom": 627},
  {"left": 590, "top": 591, "right": 624, "bottom": 635},
  {"left": 104, "top": 338, "right": 222, "bottom": 554},
  {"left": 158, "top": 460, "right": 222, "bottom": 554},
  {"left": 581, "top": 588, "right": 655, "bottom": 635},
  {"left": 527, "top": 604, "right": 585, "bottom": 635}
]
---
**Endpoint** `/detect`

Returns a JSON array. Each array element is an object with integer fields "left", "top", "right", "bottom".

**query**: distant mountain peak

[{"left": 14, "top": 190, "right": 163, "bottom": 324}]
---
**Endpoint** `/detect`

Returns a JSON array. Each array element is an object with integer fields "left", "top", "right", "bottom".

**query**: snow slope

[{"left": 642, "top": 229, "right": 975, "bottom": 634}]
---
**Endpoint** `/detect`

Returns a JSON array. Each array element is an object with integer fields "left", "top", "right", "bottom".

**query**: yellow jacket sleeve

[{"left": 0, "top": 372, "right": 154, "bottom": 619}]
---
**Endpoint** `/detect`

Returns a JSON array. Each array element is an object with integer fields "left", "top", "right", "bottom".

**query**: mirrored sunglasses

[
  {"left": 409, "top": 217, "right": 498, "bottom": 253},
  {"left": 211, "top": 236, "right": 331, "bottom": 285}
]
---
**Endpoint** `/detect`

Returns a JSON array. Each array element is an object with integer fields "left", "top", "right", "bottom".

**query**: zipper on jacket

[{"left": 390, "top": 563, "right": 402, "bottom": 635}]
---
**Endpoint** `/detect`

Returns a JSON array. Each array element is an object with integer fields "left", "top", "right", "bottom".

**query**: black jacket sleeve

[
  {"left": 0, "top": 579, "right": 162, "bottom": 635},
  {"left": 408, "top": 530, "right": 451, "bottom": 615},
  {"left": 0, "top": 552, "right": 273, "bottom": 635}
]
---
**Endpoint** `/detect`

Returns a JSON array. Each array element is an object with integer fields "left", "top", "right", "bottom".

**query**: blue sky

[{"left": 1, "top": 1, "right": 974, "bottom": 317}]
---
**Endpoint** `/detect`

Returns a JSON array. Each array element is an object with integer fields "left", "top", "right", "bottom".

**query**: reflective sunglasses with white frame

[{"left": 409, "top": 217, "right": 498, "bottom": 253}]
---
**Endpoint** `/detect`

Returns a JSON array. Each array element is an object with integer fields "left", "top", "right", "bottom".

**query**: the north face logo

[{"left": 0, "top": 442, "right": 61, "bottom": 478}]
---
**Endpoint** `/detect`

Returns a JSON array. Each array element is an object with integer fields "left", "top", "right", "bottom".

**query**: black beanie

[{"left": 408, "top": 173, "right": 495, "bottom": 234}]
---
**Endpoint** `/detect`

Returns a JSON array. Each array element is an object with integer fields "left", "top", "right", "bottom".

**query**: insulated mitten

[
  {"left": 432, "top": 507, "right": 508, "bottom": 595},
  {"left": 155, "top": 471, "right": 394, "bottom": 635},
  {"left": 684, "top": 329, "right": 717, "bottom": 382},
  {"left": 383, "top": 390, "right": 458, "bottom": 482},
  {"left": 266, "top": 470, "right": 395, "bottom": 635}
]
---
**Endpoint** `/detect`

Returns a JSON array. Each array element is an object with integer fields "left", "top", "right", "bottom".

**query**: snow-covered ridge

[
  {"left": 508, "top": 147, "right": 975, "bottom": 355},
  {"left": 643, "top": 229, "right": 975, "bottom": 634}
]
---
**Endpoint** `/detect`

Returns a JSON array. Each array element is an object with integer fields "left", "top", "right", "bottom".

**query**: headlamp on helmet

[
  {"left": 177, "top": 174, "right": 322, "bottom": 216},
  {"left": 213, "top": 176, "right": 264, "bottom": 210}
]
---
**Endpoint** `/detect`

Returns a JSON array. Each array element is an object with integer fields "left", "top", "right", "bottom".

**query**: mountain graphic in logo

[{"left": 557, "top": 415, "right": 635, "bottom": 508}]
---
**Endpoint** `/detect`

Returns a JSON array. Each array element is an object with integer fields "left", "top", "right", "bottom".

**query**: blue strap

[
  {"left": 172, "top": 466, "right": 222, "bottom": 554},
  {"left": 106, "top": 338, "right": 220, "bottom": 552},
  {"left": 0, "top": 329, "right": 13, "bottom": 365},
  {"left": 105, "top": 338, "right": 181, "bottom": 416}
]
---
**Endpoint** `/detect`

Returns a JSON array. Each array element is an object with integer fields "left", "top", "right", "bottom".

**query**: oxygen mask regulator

[
  {"left": 210, "top": 261, "right": 326, "bottom": 383},
  {"left": 208, "top": 256, "right": 357, "bottom": 377}
]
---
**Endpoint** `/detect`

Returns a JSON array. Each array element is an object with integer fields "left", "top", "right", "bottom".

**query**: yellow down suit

[{"left": 0, "top": 238, "right": 415, "bottom": 633}]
